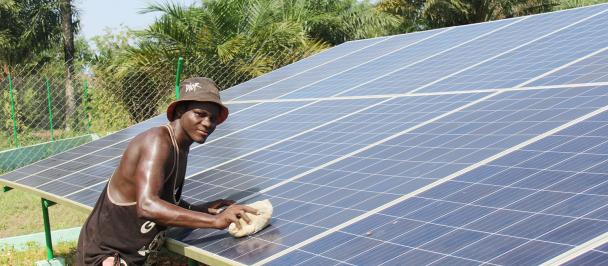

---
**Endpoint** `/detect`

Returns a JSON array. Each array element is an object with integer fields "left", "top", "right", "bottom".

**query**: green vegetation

[
  {"left": 0, "top": 189, "right": 87, "bottom": 238},
  {"left": 0, "top": 240, "right": 189, "bottom": 265},
  {"left": 0, "top": 241, "right": 78, "bottom": 265}
]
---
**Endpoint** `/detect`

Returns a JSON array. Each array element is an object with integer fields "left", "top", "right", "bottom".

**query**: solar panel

[{"left": 2, "top": 3, "right": 608, "bottom": 266}]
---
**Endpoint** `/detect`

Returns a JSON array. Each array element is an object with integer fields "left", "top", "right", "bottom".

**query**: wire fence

[{"left": 0, "top": 50, "right": 314, "bottom": 172}]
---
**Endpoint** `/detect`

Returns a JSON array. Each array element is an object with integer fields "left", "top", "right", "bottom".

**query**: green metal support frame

[
  {"left": 41, "top": 198, "right": 57, "bottom": 261},
  {"left": 188, "top": 258, "right": 198, "bottom": 266},
  {"left": 45, "top": 78, "right": 55, "bottom": 141},
  {"left": 83, "top": 79, "right": 91, "bottom": 133},
  {"left": 175, "top": 57, "right": 184, "bottom": 99},
  {"left": 2, "top": 186, "right": 12, "bottom": 192}
]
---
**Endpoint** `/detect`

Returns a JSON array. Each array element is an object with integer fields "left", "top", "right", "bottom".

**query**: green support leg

[
  {"left": 45, "top": 78, "right": 55, "bottom": 141},
  {"left": 41, "top": 198, "right": 57, "bottom": 261},
  {"left": 83, "top": 79, "right": 91, "bottom": 133},
  {"left": 2, "top": 186, "right": 12, "bottom": 192},
  {"left": 175, "top": 57, "right": 184, "bottom": 100},
  {"left": 187, "top": 258, "right": 198, "bottom": 266}
]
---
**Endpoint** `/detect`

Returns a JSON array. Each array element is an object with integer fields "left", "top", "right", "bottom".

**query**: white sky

[{"left": 78, "top": 0, "right": 198, "bottom": 40}]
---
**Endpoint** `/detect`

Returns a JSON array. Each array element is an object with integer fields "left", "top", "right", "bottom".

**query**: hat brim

[{"left": 166, "top": 100, "right": 229, "bottom": 125}]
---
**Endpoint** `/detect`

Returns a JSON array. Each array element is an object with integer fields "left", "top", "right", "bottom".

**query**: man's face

[{"left": 178, "top": 102, "right": 220, "bottom": 144}]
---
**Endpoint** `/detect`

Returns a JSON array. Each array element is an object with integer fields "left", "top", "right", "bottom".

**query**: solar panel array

[{"left": 2, "top": 4, "right": 608, "bottom": 265}]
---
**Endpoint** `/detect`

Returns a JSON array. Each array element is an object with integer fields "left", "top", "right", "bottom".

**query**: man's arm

[
  {"left": 178, "top": 199, "right": 235, "bottom": 214},
  {"left": 133, "top": 134, "right": 255, "bottom": 229}
]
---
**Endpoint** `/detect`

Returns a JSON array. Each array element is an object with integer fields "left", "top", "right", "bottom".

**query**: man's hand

[
  {"left": 213, "top": 204, "right": 259, "bottom": 230},
  {"left": 207, "top": 199, "right": 235, "bottom": 214},
  {"left": 187, "top": 199, "right": 234, "bottom": 213}
]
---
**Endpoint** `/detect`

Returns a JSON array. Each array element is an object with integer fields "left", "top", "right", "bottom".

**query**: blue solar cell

[
  {"left": 540, "top": 219, "right": 608, "bottom": 245},
  {"left": 453, "top": 235, "right": 528, "bottom": 262},
  {"left": 463, "top": 209, "right": 532, "bottom": 232},
  {"left": 563, "top": 250, "right": 608, "bottom": 266},
  {"left": 432, "top": 205, "right": 494, "bottom": 227},
  {"left": 430, "top": 256, "right": 481, "bottom": 266},
  {"left": 489, "top": 240, "right": 570, "bottom": 265},
  {"left": 499, "top": 214, "right": 574, "bottom": 238},
  {"left": 390, "top": 223, "right": 453, "bottom": 247},
  {"left": 382, "top": 249, "right": 445, "bottom": 265},
  {"left": 347, "top": 243, "right": 410, "bottom": 265},
  {"left": 421, "top": 229, "right": 488, "bottom": 254},
  {"left": 263, "top": 250, "right": 312, "bottom": 266},
  {"left": 322, "top": 236, "right": 384, "bottom": 261},
  {"left": 531, "top": 49, "right": 608, "bottom": 87}
]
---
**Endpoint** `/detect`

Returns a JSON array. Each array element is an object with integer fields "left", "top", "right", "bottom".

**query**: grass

[
  {"left": 0, "top": 190, "right": 196, "bottom": 265},
  {"left": 0, "top": 241, "right": 78, "bottom": 265},
  {"left": 0, "top": 241, "right": 192, "bottom": 265},
  {"left": 0, "top": 189, "right": 88, "bottom": 238}
]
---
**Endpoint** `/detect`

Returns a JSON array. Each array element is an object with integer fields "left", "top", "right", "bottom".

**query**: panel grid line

[{"left": 225, "top": 81, "right": 608, "bottom": 104}]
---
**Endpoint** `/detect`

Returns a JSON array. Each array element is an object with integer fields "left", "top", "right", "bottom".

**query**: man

[{"left": 77, "top": 77, "right": 258, "bottom": 266}]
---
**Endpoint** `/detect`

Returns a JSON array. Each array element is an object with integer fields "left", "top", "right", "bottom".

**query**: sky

[{"left": 78, "top": 0, "right": 197, "bottom": 40}]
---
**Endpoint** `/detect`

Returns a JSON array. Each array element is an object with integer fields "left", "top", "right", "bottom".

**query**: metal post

[
  {"left": 2, "top": 186, "right": 12, "bottom": 192},
  {"left": 8, "top": 74, "right": 19, "bottom": 147},
  {"left": 41, "top": 198, "right": 56, "bottom": 260},
  {"left": 45, "top": 78, "right": 55, "bottom": 141},
  {"left": 187, "top": 258, "right": 198, "bottom": 266},
  {"left": 175, "top": 57, "right": 184, "bottom": 100},
  {"left": 83, "top": 79, "right": 91, "bottom": 133}
]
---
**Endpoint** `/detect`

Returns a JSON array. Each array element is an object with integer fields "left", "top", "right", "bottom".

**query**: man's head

[
  {"left": 166, "top": 77, "right": 229, "bottom": 143},
  {"left": 173, "top": 101, "right": 219, "bottom": 143}
]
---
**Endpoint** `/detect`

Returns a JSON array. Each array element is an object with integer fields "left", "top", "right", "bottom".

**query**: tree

[
  {"left": 290, "top": 0, "right": 399, "bottom": 45},
  {"left": 59, "top": 0, "right": 76, "bottom": 129},
  {"left": 378, "top": 0, "right": 559, "bottom": 30},
  {"left": 559, "top": 0, "right": 607, "bottom": 9},
  {"left": 0, "top": 0, "right": 62, "bottom": 67}
]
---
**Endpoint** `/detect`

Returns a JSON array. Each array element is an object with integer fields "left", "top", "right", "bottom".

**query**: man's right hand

[{"left": 213, "top": 204, "right": 259, "bottom": 230}]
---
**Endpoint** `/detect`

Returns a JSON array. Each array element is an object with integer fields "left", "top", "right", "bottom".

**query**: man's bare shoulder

[{"left": 126, "top": 126, "right": 173, "bottom": 155}]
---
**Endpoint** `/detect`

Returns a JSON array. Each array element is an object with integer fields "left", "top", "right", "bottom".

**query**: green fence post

[
  {"left": 45, "top": 78, "right": 55, "bottom": 141},
  {"left": 2, "top": 186, "right": 12, "bottom": 192},
  {"left": 187, "top": 258, "right": 198, "bottom": 266},
  {"left": 175, "top": 57, "right": 184, "bottom": 100},
  {"left": 8, "top": 74, "right": 20, "bottom": 147},
  {"left": 83, "top": 79, "right": 91, "bottom": 133},
  {"left": 41, "top": 198, "right": 57, "bottom": 260}
]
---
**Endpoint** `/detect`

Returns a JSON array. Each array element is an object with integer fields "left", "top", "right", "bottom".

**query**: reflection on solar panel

[{"left": 3, "top": 3, "right": 608, "bottom": 266}]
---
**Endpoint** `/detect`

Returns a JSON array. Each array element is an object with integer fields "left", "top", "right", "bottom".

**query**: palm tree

[{"left": 133, "top": 0, "right": 331, "bottom": 82}]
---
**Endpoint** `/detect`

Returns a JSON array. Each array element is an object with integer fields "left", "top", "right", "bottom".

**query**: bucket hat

[{"left": 166, "top": 77, "right": 229, "bottom": 124}]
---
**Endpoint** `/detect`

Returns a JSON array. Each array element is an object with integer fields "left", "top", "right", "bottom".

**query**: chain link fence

[{"left": 0, "top": 49, "right": 318, "bottom": 173}]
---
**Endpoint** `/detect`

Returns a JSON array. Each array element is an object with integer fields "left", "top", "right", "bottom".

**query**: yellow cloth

[{"left": 228, "top": 199, "right": 273, "bottom": 238}]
